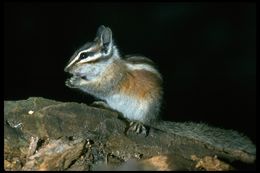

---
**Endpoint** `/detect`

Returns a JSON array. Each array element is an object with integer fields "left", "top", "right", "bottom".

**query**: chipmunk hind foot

[{"left": 126, "top": 121, "right": 150, "bottom": 136}]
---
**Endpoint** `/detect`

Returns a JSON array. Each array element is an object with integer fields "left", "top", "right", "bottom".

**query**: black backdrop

[{"left": 4, "top": 3, "right": 256, "bottom": 143}]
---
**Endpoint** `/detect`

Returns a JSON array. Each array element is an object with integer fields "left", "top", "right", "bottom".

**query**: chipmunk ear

[{"left": 96, "top": 25, "right": 113, "bottom": 52}]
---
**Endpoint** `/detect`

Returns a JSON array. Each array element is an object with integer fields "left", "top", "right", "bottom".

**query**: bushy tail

[{"left": 153, "top": 121, "right": 256, "bottom": 163}]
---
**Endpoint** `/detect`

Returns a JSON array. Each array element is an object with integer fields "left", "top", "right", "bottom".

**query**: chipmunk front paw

[{"left": 65, "top": 76, "right": 83, "bottom": 88}]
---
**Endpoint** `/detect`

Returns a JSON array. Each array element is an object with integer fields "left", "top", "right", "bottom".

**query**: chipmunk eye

[
  {"left": 79, "top": 52, "right": 95, "bottom": 60},
  {"left": 79, "top": 53, "right": 87, "bottom": 60}
]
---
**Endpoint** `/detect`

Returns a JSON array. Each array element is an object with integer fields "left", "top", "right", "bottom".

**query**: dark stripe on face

[
  {"left": 78, "top": 44, "right": 114, "bottom": 64},
  {"left": 77, "top": 42, "right": 93, "bottom": 53},
  {"left": 78, "top": 55, "right": 110, "bottom": 65}
]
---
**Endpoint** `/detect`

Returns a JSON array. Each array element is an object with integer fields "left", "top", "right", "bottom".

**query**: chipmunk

[
  {"left": 64, "top": 25, "right": 163, "bottom": 134},
  {"left": 64, "top": 26, "right": 255, "bottom": 162}
]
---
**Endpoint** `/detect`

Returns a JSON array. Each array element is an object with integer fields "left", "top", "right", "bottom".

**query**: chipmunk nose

[{"left": 64, "top": 65, "right": 71, "bottom": 72}]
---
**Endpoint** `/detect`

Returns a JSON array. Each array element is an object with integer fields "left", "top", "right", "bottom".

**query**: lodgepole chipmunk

[
  {"left": 65, "top": 25, "right": 162, "bottom": 134},
  {"left": 64, "top": 26, "right": 255, "bottom": 162}
]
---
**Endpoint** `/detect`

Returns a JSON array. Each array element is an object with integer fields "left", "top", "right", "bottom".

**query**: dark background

[{"left": 4, "top": 3, "right": 256, "bottom": 143}]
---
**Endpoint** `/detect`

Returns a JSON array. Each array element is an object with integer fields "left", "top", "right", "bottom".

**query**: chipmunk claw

[{"left": 127, "top": 121, "right": 149, "bottom": 136}]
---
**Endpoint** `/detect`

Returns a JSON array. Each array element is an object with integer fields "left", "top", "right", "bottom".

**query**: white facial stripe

[
  {"left": 85, "top": 46, "right": 95, "bottom": 52},
  {"left": 77, "top": 43, "right": 115, "bottom": 63},
  {"left": 66, "top": 47, "right": 101, "bottom": 68},
  {"left": 66, "top": 56, "right": 79, "bottom": 69},
  {"left": 66, "top": 43, "right": 115, "bottom": 68},
  {"left": 79, "top": 52, "right": 102, "bottom": 63},
  {"left": 77, "top": 48, "right": 94, "bottom": 57}
]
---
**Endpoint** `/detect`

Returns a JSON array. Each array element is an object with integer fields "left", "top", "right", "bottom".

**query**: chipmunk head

[{"left": 64, "top": 25, "right": 119, "bottom": 80}]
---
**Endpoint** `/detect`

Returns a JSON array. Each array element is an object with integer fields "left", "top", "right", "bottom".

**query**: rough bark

[{"left": 4, "top": 97, "right": 256, "bottom": 171}]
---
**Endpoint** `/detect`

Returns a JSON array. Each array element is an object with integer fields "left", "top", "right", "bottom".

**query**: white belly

[{"left": 105, "top": 94, "right": 148, "bottom": 122}]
